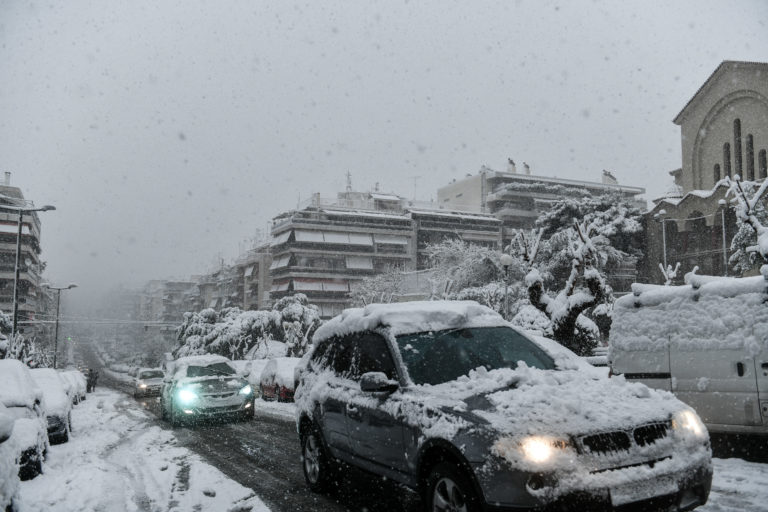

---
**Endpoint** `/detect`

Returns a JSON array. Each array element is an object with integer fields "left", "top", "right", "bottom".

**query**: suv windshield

[
  {"left": 395, "top": 326, "right": 555, "bottom": 385},
  {"left": 139, "top": 370, "right": 164, "bottom": 379},
  {"left": 185, "top": 362, "right": 235, "bottom": 378}
]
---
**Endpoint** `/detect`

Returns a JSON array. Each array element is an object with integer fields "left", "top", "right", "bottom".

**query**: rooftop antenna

[
  {"left": 346, "top": 171, "right": 353, "bottom": 192},
  {"left": 412, "top": 175, "right": 422, "bottom": 200}
]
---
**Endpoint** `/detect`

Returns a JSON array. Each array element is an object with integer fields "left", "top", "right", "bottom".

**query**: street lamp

[
  {"left": 718, "top": 199, "right": 730, "bottom": 276},
  {"left": 0, "top": 204, "right": 56, "bottom": 338},
  {"left": 653, "top": 209, "right": 668, "bottom": 271},
  {"left": 500, "top": 253, "right": 515, "bottom": 320},
  {"left": 43, "top": 283, "right": 77, "bottom": 369}
]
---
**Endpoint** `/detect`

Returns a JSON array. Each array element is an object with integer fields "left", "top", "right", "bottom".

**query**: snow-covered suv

[{"left": 295, "top": 301, "right": 713, "bottom": 511}]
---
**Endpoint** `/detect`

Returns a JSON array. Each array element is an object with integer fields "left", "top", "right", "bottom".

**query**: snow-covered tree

[
  {"left": 727, "top": 177, "right": 768, "bottom": 276},
  {"left": 175, "top": 294, "right": 321, "bottom": 359},
  {"left": 659, "top": 262, "right": 681, "bottom": 286},
  {"left": 0, "top": 309, "right": 50, "bottom": 368},
  {"left": 350, "top": 266, "right": 407, "bottom": 306}
]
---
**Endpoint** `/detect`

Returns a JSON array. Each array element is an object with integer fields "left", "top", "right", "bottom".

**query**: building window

[
  {"left": 734, "top": 119, "right": 742, "bottom": 177},
  {"left": 723, "top": 143, "right": 732, "bottom": 178},
  {"left": 759, "top": 149, "right": 767, "bottom": 180},
  {"left": 746, "top": 134, "right": 755, "bottom": 181},
  {"left": 713, "top": 164, "right": 721, "bottom": 183}
]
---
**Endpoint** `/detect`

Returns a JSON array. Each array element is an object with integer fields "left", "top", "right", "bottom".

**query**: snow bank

[
  {"left": 613, "top": 275, "right": 768, "bottom": 354},
  {"left": 313, "top": 301, "right": 506, "bottom": 342}
]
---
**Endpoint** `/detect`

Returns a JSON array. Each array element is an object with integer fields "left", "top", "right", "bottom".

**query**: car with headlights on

[
  {"left": 133, "top": 368, "right": 164, "bottom": 398},
  {"left": 160, "top": 355, "right": 254, "bottom": 426},
  {"left": 295, "top": 301, "right": 712, "bottom": 512}
]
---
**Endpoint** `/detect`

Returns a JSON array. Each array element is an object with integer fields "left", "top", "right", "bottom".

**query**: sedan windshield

[
  {"left": 185, "top": 362, "right": 235, "bottom": 378},
  {"left": 395, "top": 326, "right": 555, "bottom": 385}
]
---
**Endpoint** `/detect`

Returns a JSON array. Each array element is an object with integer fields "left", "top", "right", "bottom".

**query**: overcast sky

[{"left": 1, "top": 0, "right": 767, "bottom": 306}]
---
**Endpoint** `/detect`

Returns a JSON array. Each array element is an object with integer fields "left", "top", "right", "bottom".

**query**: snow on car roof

[
  {"left": 0, "top": 359, "right": 42, "bottom": 408},
  {"left": 313, "top": 300, "right": 506, "bottom": 342},
  {"left": 30, "top": 368, "right": 71, "bottom": 417},
  {"left": 173, "top": 354, "right": 231, "bottom": 367}
]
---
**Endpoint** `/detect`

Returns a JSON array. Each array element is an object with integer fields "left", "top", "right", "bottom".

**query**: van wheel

[
  {"left": 301, "top": 426, "right": 336, "bottom": 493},
  {"left": 425, "top": 463, "right": 481, "bottom": 512}
]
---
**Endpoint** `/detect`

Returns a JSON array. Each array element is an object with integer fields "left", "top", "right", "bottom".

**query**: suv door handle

[
  {"left": 346, "top": 404, "right": 361, "bottom": 419},
  {"left": 737, "top": 362, "right": 745, "bottom": 377}
]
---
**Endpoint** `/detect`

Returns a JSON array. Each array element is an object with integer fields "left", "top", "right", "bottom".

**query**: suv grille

[
  {"left": 633, "top": 421, "right": 670, "bottom": 447},
  {"left": 579, "top": 420, "right": 671, "bottom": 455},
  {"left": 581, "top": 432, "right": 631, "bottom": 454}
]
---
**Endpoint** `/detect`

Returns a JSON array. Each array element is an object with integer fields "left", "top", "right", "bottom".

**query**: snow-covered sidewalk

[
  {"left": 703, "top": 457, "right": 768, "bottom": 511},
  {"left": 17, "top": 388, "right": 270, "bottom": 512}
]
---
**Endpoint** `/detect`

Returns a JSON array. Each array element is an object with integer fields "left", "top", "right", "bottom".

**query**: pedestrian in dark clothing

[{"left": 87, "top": 369, "right": 99, "bottom": 392}]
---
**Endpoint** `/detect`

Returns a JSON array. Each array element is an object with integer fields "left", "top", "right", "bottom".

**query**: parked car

[
  {"left": 133, "top": 368, "right": 164, "bottom": 398},
  {"left": 30, "top": 368, "right": 73, "bottom": 444},
  {"left": 160, "top": 355, "right": 254, "bottom": 426},
  {"left": 0, "top": 403, "right": 20, "bottom": 511},
  {"left": 296, "top": 301, "right": 713, "bottom": 511},
  {"left": 610, "top": 275, "right": 768, "bottom": 436},
  {"left": 57, "top": 370, "right": 83, "bottom": 405},
  {"left": 63, "top": 370, "right": 87, "bottom": 402},
  {"left": 0, "top": 359, "right": 49, "bottom": 480},
  {"left": 260, "top": 357, "right": 300, "bottom": 402}
]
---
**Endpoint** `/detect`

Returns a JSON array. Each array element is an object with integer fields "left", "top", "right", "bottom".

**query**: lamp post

[
  {"left": 653, "top": 209, "right": 668, "bottom": 271},
  {"left": 0, "top": 204, "right": 56, "bottom": 338},
  {"left": 500, "top": 253, "right": 515, "bottom": 320},
  {"left": 43, "top": 283, "right": 77, "bottom": 369},
  {"left": 717, "top": 199, "right": 729, "bottom": 276}
]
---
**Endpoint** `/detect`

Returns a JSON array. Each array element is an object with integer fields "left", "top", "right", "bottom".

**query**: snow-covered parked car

[
  {"left": 0, "top": 403, "right": 20, "bottom": 511},
  {"left": 61, "top": 370, "right": 87, "bottom": 403},
  {"left": 30, "top": 368, "right": 73, "bottom": 444},
  {"left": 0, "top": 359, "right": 48, "bottom": 480},
  {"left": 160, "top": 355, "right": 255, "bottom": 426},
  {"left": 610, "top": 274, "right": 768, "bottom": 437},
  {"left": 296, "top": 301, "right": 713, "bottom": 511},
  {"left": 133, "top": 368, "right": 164, "bottom": 398},
  {"left": 260, "top": 357, "right": 300, "bottom": 402}
]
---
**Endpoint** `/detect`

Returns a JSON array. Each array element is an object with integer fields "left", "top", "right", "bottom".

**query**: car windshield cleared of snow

[
  {"left": 185, "top": 362, "right": 235, "bottom": 378},
  {"left": 139, "top": 370, "right": 163, "bottom": 379},
  {"left": 395, "top": 326, "right": 555, "bottom": 385}
]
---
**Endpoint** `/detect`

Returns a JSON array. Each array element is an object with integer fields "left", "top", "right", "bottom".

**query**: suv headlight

[
  {"left": 239, "top": 384, "right": 253, "bottom": 396},
  {"left": 519, "top": 436, "right": 571, "bottom": 464},
  {"left": 177, "top": 388, "right": 198, "bottom": 404},
  {"left": 672, "top": 410, "right": 707, "bottom": 439}
]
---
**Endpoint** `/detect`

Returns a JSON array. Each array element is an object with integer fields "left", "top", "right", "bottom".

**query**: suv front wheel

[
  {"left": 425, "top": 462, "right": 481, "bottom": 512},
  {"left": 301, "top": 426, "right": 335, "bottom": 493}
]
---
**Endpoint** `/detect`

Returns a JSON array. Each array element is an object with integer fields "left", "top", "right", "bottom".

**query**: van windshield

[
  {"left": 186, "top": 363, "right": 235, "bottom": 378},
  {"left": 395, "top": 326, "right": 555, "bottom": 385}
]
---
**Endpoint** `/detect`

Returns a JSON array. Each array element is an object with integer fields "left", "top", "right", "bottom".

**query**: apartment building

[{"left": 269, "top": 190, "right": 501, "bottom": 318}]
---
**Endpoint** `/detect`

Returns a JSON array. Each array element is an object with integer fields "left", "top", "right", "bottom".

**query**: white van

[{"left": 610, "top": 273, "right": 768, "bottom": 435}]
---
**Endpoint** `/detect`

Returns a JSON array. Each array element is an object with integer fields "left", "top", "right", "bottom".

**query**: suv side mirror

[{"left": 360, "top": 372, "right": 399, "bottom": 393}]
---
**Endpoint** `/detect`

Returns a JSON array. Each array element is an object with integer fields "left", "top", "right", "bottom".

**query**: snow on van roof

[
  {"left": 0, "top": 359, "right": 42, "bottom": 408},
  {"left": 313, "top": 301, "right": 506, "bottom": 342},
  {"left": 612, "top": 274, "right": 768, "bottom": 354},
  {"left": 173, "top": 354, "right": 231, "bottom": 366}
]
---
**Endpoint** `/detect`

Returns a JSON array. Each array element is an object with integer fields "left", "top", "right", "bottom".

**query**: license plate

[{"left": 610, "top": 476, "right": 678, "bottom": 506}]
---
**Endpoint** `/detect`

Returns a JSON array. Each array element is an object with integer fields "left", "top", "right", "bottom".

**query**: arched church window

[
  {"left": 734, "top": 119, "right": 742, "bottom": 177},
  {"left": 759, "top": 149, "right": 767, "bottom": 180},
  {"left": 746, "top": 134, "right": 755, "bottom": 181},
  {"left": 714, "top": 164, "right": 721, "bottom": 183},
  {"left": 723, "top": 143, "right": 732, "bottom": 178}
]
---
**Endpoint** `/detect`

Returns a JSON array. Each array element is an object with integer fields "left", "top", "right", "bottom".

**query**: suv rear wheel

[
  {"left": 425, "top": 462, "right": 481, "bottom": 512},
  {"left": 301, "top": 426, "right": 335, "bottom": 493}
]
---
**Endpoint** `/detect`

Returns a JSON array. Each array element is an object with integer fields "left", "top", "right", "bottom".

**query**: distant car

[
  {"left": 133, "top": 368, "right": 164, "bottom": 398},
  {"left": 160, "top": 355, "right": 254, "bottom": 426},
  {"left": 57, "top": 370, "right": 83, "bottom": 405},
  {"left": 30, "top": 368, "right": 73, "bottom": 444},
  {"left": 0, "top": 360, "right": 49, "bottom": 480},
  {"left": 0, "top": 403, "right": 20, "bottom": 511},
  {"left": 296, "top": 301, "right": 713, "bottom": 511},
  {"left": 260, "top": 357, "right": 300, "bottom": 402}
]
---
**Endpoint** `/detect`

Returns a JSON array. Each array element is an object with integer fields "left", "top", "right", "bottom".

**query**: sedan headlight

[
  {"left": 672, "top": 410, "right": 707, "bottom": 439},
  {"left": 239, "top": 384, "right": 253, "bottom": 396},
  {"left": 139, "top": 383, "right": 147, "bottom": 389},
  {"left": 519, "top": 436, "right": 570, "bottom": 464},
  {"left": 177, "top": 388, "right": 198, "bottom": 404}
]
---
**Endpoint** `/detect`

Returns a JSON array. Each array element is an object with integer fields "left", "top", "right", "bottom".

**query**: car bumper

[
  {"left": 135, "top": 386, "right": 161, "bottom": 397},
  {"left": 179, "top": 397, "right": 254, "bottom": 418},
  {"left": 479, "top": 454, "right": 712, "bottom": 511},
  {"left": 46, "top": 417, "right": 68, "bottom": 442}
]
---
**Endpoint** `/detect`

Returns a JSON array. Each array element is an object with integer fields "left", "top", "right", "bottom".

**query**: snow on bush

[{"left": 175, "top": 294, "right": 322, "bottom": 359}]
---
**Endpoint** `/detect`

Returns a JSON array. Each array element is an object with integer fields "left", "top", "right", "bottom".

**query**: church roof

[{"left": 673, "top": 61, "right": 768, "bottom": 125}]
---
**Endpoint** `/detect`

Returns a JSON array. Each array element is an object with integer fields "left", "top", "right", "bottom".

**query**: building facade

[{"left": 644, "top": 61, "right": 768, "bottom": 283}]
